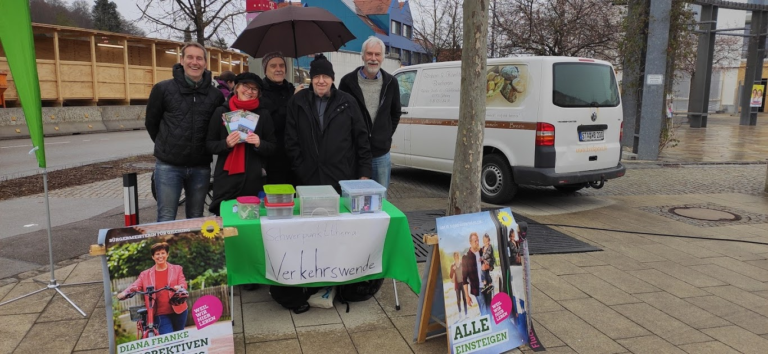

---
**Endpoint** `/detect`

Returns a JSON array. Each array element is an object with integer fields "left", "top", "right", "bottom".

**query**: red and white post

[{"left": 123, "top": 173, "right": 139, "bottom": 226}]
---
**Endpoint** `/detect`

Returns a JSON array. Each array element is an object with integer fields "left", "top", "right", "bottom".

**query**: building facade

[{"left": 301, "top": 0, "right": 428, "bottom": 65}]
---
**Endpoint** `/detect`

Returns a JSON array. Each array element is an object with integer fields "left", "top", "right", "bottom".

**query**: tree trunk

[
  {"left": 195, "top": 0, "right": 206, "bottom": 44},
  {"left": 446, "top": 0, "right": 489, "bottom": 217}
]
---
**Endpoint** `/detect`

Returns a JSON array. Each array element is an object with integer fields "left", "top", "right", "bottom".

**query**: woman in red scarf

[{"left": 206, "top": 72, "right": 276, "bottom": 215}]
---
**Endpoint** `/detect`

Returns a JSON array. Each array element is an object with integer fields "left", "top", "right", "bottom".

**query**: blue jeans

[
  {"left": 155, "top": 159, "right": 210, "bottom": 222},
  {"left": 156, "top": 309, "right": 188, "bottom": 335},
  {"left": 476, "top": 290, "right": 489, "bottom": 316},
  {"left": 371, "top": 152, "right": 391, "bottom": 196}
]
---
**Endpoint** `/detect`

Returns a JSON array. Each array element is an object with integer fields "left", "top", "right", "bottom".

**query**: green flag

[{"left": 0, "top": 0, "right": 46, "bottom": 168}]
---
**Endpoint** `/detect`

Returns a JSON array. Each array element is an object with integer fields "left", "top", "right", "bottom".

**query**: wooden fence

[{"left": 0, "top": 23, "right": 250, "bottom": 106}]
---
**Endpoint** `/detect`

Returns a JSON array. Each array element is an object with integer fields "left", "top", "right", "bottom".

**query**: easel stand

[
  {"left": 0, "top": 169, "right": 100, "bottom": 316},
  {"left": 415, "top": 233, "right": 449, "bottom": 344}
]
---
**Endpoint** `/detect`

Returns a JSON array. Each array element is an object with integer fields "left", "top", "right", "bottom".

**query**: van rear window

[{"left": 553, "top": 63, "right": 620, "bottom": 108}]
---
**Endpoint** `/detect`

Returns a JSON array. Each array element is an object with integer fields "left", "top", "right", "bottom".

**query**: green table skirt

[{"left": 221, "top": 199, "right": 421, "bottom": 293}]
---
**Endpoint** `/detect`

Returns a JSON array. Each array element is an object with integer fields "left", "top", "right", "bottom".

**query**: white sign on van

[{"left": 646, "top": 74, "right": 664, "bottom": 85}]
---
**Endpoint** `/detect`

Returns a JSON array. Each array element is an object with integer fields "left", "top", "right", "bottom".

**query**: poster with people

[
  {"left": 436, "top": 208, "right": 534, "bottom": 354},
  {"left": 101, "top": 217, "right": 234, "bottom": 353},
  {"left": 751, "top": 84, "right": 764, "bottom": 108}
]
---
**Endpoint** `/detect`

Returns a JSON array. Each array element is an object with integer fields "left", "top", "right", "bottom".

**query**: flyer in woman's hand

[{"left": 222, "top": 110, "right": 259, "bottom": 142}]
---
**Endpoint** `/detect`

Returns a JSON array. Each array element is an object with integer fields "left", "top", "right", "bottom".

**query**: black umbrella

[{"left": 232, "top": 6, "right": 356, "bottom": 58}]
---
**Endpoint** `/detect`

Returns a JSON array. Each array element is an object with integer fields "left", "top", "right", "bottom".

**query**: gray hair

[
  {"left": 181, "top": 42, "right": 208, "bottom": 62},
  {"left": 360, "top": 36, "right": 385, "bottom": 58}
]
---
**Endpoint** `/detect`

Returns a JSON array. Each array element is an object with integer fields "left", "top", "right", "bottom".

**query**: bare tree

[
  {"left": 68, "top": 0, "right": 94, "bottom": 29},
  {"left": 136, "top": 0, "right": 245, "bottom": 44},
  {"left": 676, "top": 30, "right": 743, "bottom": 77},
  {"left": 411, "top": 0, "right": 463, "bottom": 62},
  {"left": 447, "top": 0, "right": 489, "bottom": 216},
  {"left": 496, "top": 0, "right": 622, "bottom": 63}
]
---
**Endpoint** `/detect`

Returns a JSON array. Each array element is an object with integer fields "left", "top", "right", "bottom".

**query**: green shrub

[
  {"left": 189, "top": 267, "right": 228, "bottom": 289},
  {"left": 107, "top": 235, "right": 226, "bottom": 280}
]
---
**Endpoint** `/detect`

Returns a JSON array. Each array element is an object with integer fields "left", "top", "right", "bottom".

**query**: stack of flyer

[{"left": 223, "top": 110, "right": 259, "bottom": 142}]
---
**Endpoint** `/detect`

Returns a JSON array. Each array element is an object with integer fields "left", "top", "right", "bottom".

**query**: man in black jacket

[
  {"left": 339, "top": 36, "right": 401, "bottom": 191},
  {"left": 276, "top": 54, "right": 371, "bottom": 314},
  {"left": 285, "top": 54, "right": 372, "bottom": 192},
  {"left": 145, "top": 42, "right": 224, "bottom": 222}
]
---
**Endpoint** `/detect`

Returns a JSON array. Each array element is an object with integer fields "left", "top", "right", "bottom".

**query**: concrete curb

[{"left": 0, "top": 106, "right": 146, "bottom": 139}]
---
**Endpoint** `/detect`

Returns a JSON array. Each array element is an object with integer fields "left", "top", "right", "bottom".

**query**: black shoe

[
  {"left": 242, "top": 284, "right": 259, "bottom": 291},
  {"left": 292, "top": 303, "right": 310, "bottom": 314}
]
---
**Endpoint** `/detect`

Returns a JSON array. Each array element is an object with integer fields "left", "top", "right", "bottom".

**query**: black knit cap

[
  {"left": 309, "top": 54, "right": 334, "bottom": 80},
  {"left": 235, "top": 72, "right": 263, "bottom": 89}
]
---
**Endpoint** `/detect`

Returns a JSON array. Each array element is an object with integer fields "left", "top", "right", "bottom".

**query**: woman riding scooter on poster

[{"left": 117, "top": 242, "right": 189, "bottom": 335}]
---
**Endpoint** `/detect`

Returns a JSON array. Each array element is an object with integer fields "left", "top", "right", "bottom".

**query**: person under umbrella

[
  {"left": 260, "top": 51, "right": 297, "bottom": 185},
  {"left": 206, "top": 72, "right": 277, "bottom": 216}
]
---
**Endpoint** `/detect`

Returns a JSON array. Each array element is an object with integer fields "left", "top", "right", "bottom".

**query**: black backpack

[{"left": 336, "top": 279, "right": 384, "bottom": 312}]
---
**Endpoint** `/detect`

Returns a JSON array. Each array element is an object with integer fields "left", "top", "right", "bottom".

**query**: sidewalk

[{"left": 0, "top": 114, "right": 767, "bottom": 353}]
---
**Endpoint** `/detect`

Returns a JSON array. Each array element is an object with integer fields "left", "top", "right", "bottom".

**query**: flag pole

[{"left": 0, "top": 163, "right": 100, "bottom": 316}]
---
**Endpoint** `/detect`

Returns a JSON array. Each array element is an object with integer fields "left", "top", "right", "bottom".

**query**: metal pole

[
  {"left": 687, "top": 4, "right": 718, "bottom": 128},
  {"left": 741, "top": 10, "right": 767, "bottom": 125},
  {"left": 637, "top": 0, "right": 673, "bottom": 160},
  {"left": 43, "top": 169, "right": 55, "bottom": 284}
]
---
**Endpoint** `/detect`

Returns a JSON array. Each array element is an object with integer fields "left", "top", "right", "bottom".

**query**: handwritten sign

[{"left": 261, "top": 213, "right": 390, "bottom": 284}]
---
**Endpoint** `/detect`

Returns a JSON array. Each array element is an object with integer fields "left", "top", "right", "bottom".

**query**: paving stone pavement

[{"left": 0, "top": 114, "right": 767, "bottom": 353}]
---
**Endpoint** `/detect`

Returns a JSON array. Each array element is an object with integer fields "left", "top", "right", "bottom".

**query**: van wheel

[
  {"left": 554, "top": 183, "right": 587, "bottom": 193},
  {"left": 481, "top": 154, "right": 517, "bottom": 204}
]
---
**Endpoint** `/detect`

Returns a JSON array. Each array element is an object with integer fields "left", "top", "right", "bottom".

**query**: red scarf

[{"left": 223, "top": 96, "right": 260, "bottom": 175}]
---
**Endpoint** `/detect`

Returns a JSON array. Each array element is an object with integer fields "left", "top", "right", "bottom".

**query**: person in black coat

[
  {"left": 145, "top": 43, "right": 224, "bottom": 222},
  {"left": 206, "top": 72, "right": 276, "bottom": 215},
  {"left": 274, "top": 55, "right": 371, "bottom": 315},
  {"left": 284, "top": 54, "right": 372, "bottom": 193},
  {"left": 259, "top": 52, "right": 297, "bottom": 185}
]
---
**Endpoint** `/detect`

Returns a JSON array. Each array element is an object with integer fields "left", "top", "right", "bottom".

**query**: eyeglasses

[{"left": 241, "top": 85, "right": 259, "bottom": 93}]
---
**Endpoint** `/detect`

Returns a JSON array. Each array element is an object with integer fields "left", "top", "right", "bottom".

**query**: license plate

[{"left": 579, "top": 130, "right": 604, "bottom": 142}]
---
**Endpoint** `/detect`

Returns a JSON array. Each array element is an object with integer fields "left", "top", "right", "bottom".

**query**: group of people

[
  {"left": 145, "top": 36, "right": 401, "bottom": 220},
  {"left": 143, "top": 36, "right": 402, "bottom": 314},
  {"left": 449, "top": 232, "right": 497, "bottom": 320}
]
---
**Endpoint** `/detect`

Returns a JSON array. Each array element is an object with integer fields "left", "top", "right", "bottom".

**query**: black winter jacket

[
  {"left": 338, "top": 68, "right": 401, "bottom": 158},
  {"left": 284, "top": 85, "right": 372, "bottom": 192},
  {"left": 206, "top": 103, "right": 276, "bottom": 215},
  {"left": 145, "top": 64, "right": 224, "bottom": 167},
  {"left": 260, "top": 78, "right": 296, "bottom": 184}
]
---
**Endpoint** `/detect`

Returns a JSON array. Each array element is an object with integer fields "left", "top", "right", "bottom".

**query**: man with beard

[
  {"left": 339, "top": 36, "right": 401, "bottom": 192},
  {"left": 260, "top": 51, "right": 297, "bottom": 185}
]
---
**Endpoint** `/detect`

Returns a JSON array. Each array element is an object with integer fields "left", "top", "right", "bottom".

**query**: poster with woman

[
  {"left": 436, "top": 208, "right": 539, "bottom": 354},
  {"left": 751, "top": 84, "right": 765, "bottom": 108},
  {"left": 100, "top": 217, "right": 233, "bottom": 353}
]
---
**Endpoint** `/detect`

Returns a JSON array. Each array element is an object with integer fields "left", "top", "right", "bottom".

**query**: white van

[{"left": 391, "top": 57, "right": 626, "bottom": 204}]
